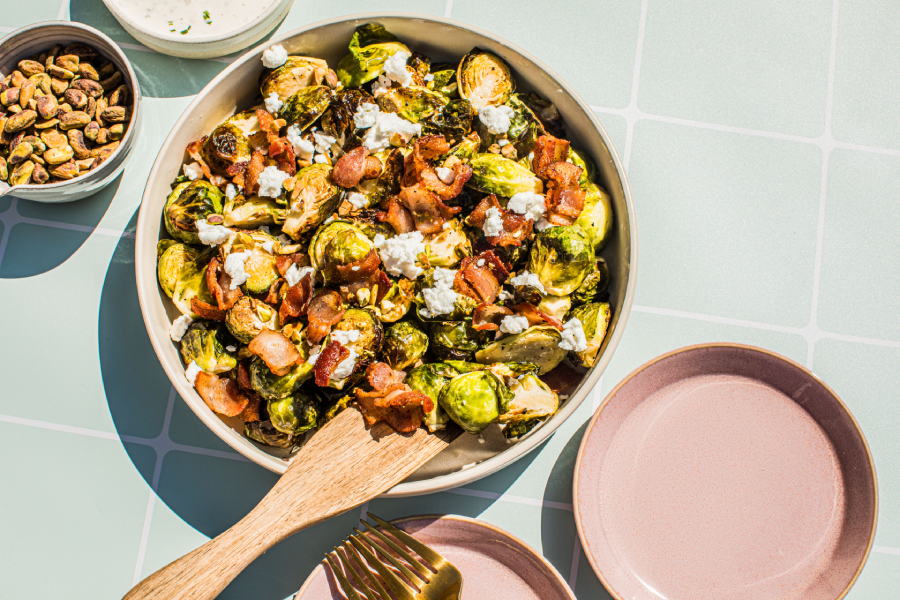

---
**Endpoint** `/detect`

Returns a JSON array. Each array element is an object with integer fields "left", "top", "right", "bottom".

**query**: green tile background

[{"left": 1, "top": 1, "right": 897, "bottom": 599}]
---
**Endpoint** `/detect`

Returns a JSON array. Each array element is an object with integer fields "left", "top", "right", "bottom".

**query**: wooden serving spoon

[{"left": 123, "top": 408, "right": 460, "bottom": 600}]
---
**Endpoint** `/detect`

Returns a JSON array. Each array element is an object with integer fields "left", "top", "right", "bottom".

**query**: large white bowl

[{"left": 135, "top": 13, "right": 637, "bottom": 497}]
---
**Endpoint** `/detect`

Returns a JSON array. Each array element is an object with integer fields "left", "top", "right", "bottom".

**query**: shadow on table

[{"left": 0, "top": 173, "right": 120, "bottom": 279}]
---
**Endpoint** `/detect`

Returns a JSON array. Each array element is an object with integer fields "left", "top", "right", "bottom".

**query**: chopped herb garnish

[
  {"left": 181, "top": 26, "right": 191, "bottom": 34},
  {"left": 170, "top": 29, "right": 176, "bottom": 32},
  {"left": 167, "top": 20, "right": 173, "bottom": 25},
  {"left": 203, "top": 10, "right": 212, "bottom": 23}
]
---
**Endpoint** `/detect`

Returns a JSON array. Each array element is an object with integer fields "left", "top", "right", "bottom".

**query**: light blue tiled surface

[{"left": 1, "top": 1, "right": 898, "bottom": 599}]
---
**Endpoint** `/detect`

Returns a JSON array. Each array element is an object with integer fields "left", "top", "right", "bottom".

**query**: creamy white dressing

[{"left": 112, "top": 0, "right": 278, "bottom": 37}]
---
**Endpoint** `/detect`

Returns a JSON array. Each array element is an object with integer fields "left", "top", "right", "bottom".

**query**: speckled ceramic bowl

[
  {"left": 135, "top": 13, "right": 637, "bottom": 496},
  {"left": 574, "top": 343, "right": 877, "bottom": 600}
]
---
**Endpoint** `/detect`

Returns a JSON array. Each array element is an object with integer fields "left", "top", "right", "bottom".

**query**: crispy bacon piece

[
  {"left": 248, "top": 329, "right": 302, "bottom": 376},
  {"left": 226, "top": 161, "right": 248, "bottom": 177},
  {"left": 243, "top": 149, "right": 267, "bottom": 196},
  {"left": 279, "top": 274, "right": 313, "bottom": 322},
  {"left": 237, "top": 392, "right": 262, "bottom": 422},
  {"left": 398, "top": 184, "right": 461, "bottom": 234},
  {"left": 190, "top": 298, "right": 226, "bottom": 321},
  {"left": 275, "top": 252, "right": 308, "bottom": 276},
  {"left": 205, "top": 256, "right": 242, "bottom": 310},
  {"left": 355, "top": 362, "right": 432, "bottom": 432},
  {"left": 256, "top": 108, "right": 280, "bottom": 139},
  {"left": 210, "top": 174, "right": 228, "bottom": 188},
  {"left": 335, "top": 248, "right": 381, "bottom": 281},
  {"left": 532, "top": 135, "right": 570, "bottom": 178},
  {"left": 366, "top": 362, "right": 407, "bottom": 391},
  {"left": 306, "top": 290, "right": 345, "bottom": 344},
  {"left": 313, "top": 341, "right": 351, "bottom": 386},
  {"left": 380, "top": 198, "right": 417, "bottom": 234},
  {"left": 266, "top": 277, "right": 284, "bottom": 305},
  {"left": 186, "top": 137, "right": 213, "bottom": 180},
  {"left": 404, "top": 134, "right": 472, "bottom": 200},
  {"left": 466, "top": 195, "right": 533, "bottom": 247},
  {"left": 237, "top": 360, "right": 253, "bottom": 391},
  {"left": 478, "top": 249, "right": 511, "bottom": 283},
  {"left": 455, "top": 256, "right": 501, "bottom": 304},
  {"left": 339, "top": 269, "right": 393, "bottom": 305},
  {"left": 269, "top": 137, "right": 296, "bottom": 176},
  {"left": 540, "top": 363, "right": 582, "bottom": 394},
  {"left": 510, "top": 302, "right": 564, "bottom": 330},
  {"left": 194, "top": 372, "right": 248, "bottom": 417},
  {"left": 332, "top": 146, "right": 369, "bottom": 188},
  {"left": 543, "top": 161, "right": 585, "bottom": 224},
  {"left": 472, "top": 302, "right": 514, "bottom": 331},
  {"left": 363, "top": 156, "right": 383, "bottom": 180}
]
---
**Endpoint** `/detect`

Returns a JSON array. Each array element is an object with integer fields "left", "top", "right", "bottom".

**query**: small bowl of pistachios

[{"left": 0, "top": 21, "right": 141, "bottom": 203}]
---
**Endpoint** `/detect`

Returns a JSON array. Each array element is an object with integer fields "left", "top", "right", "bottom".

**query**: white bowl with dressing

[{"left": 101, "top": 0, "right": 295, "bottom": 59}]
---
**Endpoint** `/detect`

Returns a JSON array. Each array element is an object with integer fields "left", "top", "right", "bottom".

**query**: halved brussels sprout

[
  {"left": 499, "top": 373, "right": 559, "bottom": 438},
  {"left": 567, "top": 302, "right": 611, "bottom": 368},
  {"left": 438, "top": 370, "right": 510, "bottom": 434},
  {"left": 348, "top": 210, "right": 394, "bottom": 242},
  {"left": 457, "top": 49, "right": 515, "bottom": 109},
  {"left": 426, "top": 63, "right": 459, "bottom": 98},
  {"left": 331, "top": 308, "right": 384, "bottom": 372},
  {"left": 309, "top": 220, "right": 373, "bottom": 285},
  {"left": 406, "top": 362, "right": 459, "bottom": 432},
  {"left": 422, "top": 99, "right": 475, "bottom": 145},
  {"left": 336, "top": 23, "right": 411, "bottom": 88},
  {"left": 475, "top": 325, "right": 567, "bottom": 375},
  {"left": 449, "top": 132, "right": 481, "bottom": 162},
  {"left": 157, "top": 242, "right": 199, "bottom": 298},
  {"left": 519, "top": 93, "right": 564, "bottom": 137},
  {"left": 317, "top": 392, "right": 354, "bottom": 427},
  {"left": 268, "top": 391, "right": 319, "bottom": 435},
  {"left": 282, "top": 164, "right": 342, "bottom": 239},
  {"left": 468, "top": 154, "right": 543, "bottom": 197},
  {"left": 538, "top": 294, "right": 572, "bottom": 322},
  {"left": 568, "top": 148, "right": 596, "bottom": 189},
  {"left": 179, "top": 322, "right": 237, "bottom": 374},
  {"left": 573, "top": 184, "right": 614, "bottom": 254},
  {"left": 528, "top": 225, "right": 594, "bottom": 296},
  {"left": 201, "top": 121, "right": 251, "bottom": 175},
  {"left": 225, "top": 233, "right": 280, "bottom": 294},
  {"left": 260, "top": 56, "right": 329, "bottom": 101},
  {"left": 425, "top": 218, "right": 471, "bottom": 268},
  {"left": 172, "top": 249, "right": 215, "bottom": 317},
  {"left": 382, "top": 320, "right": 428, "bottom": 371},
  {"left": 223, "top": 195, "right": 285, "bottom": 228},
  {"left": 244, "top": 420, "right": 295, "bottom": 449},
  {"left": 226, "top": 109, "right": 262, "bottom": 137},
  {"left": 249, "top": 356, "right": 312, "bottom": 401},
  {"left": 428, "top": 320, "right": 489, "bottom": 361},
  {"left": 354, "top": 148, "right": 403, "bottom": 207},
  {"left": 164, "top": 181, "right": 224, "bottom": 245},
  {"left": 505, "top": 94, "right": 545, "bottom": 157},
  {"left": 375, "top": 278, "right": 415, "bottom": 323},
  {"left": 376, "top": 86, "right": 448, "bottom": 123},
  {"left": 321, "top": 89, "right": 375, "bottom": 150},
  {"left": 413, "top": 268, "right": 480, "bottom": 321},
  {"left": 225, "top": 296, "right": 279, "bottom": 343},
  {"left": 571, "top": 259, "right": 611, "bottom": 307},
  {"left": 279, "top": 86, "right": 334, "bottom": 131}
]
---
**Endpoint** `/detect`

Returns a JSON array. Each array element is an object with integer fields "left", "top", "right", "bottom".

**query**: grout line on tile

[
  {"left": 0, "top": 412, "right": 121, "bottom": 440},
  {"left": 591, "top": 376, "right": 604, "bottom": 412},
  {"left": 620, "top": 0, "right": 649, "bottom": 173},
  {"left": 57, "top": 0, "right": 69, "bottom": 20},
  {"left": 631, "top": 304, "right": 801, "bottom": 335},
  {"left": 873, "top": 545, "right": 900, "bottom": 556},
  {"left": 444, "top": 0, "right": 453, "bottom": 18},
  {"left": 446, "top": 486, "right": 573, "bottom": 511},
  {"left": 567, "top": 536, "right": 581, "bottom": 589}
]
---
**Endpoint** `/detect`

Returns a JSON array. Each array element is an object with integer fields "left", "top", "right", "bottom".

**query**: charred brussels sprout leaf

[
  {"left": 438, "top": 370, "right": 509, "bottom": 434},
  {"left": 260, "top": 56, "right": 329, "bottom": 101},
  {"left": 423, "top": 99, "right": 475, "bottom": 145},
  {"left": 424, "top": 218, "right": 472, "bottom": 268},
  {"left": 427, "top": 63, "right": 458, "bottom": 97},
  {"left": 448, "top": 132, "right": 482, "bottom": 163},
  {"left": 172, "top": 248, "right": 215, "bottom": 316},
  {"left": 499, "top": 373, "right": 558, "bottom": 439},
  {"left": 376, "top": 86, "right": 448, "bottom": 123},
  {"left": 201, "top": 121, "right": 250, "bottom": 175},
  {"left": 528, "top": 225, "right": 594, "bottom": 296},
  {"left": 428, "top": 320, "right": 488, "bottom": 361},
  {"left": 244, "top": 420, "right": 296, "bottom": 448},
  {"left": 571, "top": 259, "right": 611, "bottom": 306},
  {"left": 158, "top": 242, "right": 199, "bottom": 298},
  {"left": 180, "top": 322, "right": 237, "bottom": 374},
  {"left": 457, "top": 48, "right": 515, "bottom": 109},
  {"left": 336, "top": 24, "right": 411, "bottom": 88},
  {"left": 282, "top": 164, "right": 342, "bottom": 239},
  {"left": 223, "top": 195, "right": 285, "bottom": 228},
  {"left": 279, "top": 86, "right": 334, "bottom": 131},
  {"left": 164, "top": 181, "right": 224, "bottom": 245},
  {"left": 406, "top": 362, "right": 459, "bottom": 432},
  {"left": 382, "top": 320, "right": 429, "bottom": 370},
  {"left": 519, "top": 93, "right": 564, "bottom": 137},
  {"left": 268, "top": 391, "right": 319, "bottom": 435},
  {"left": 225, "top": 296, "right": 279, "bottom": 343},
  {"left": 321, "top": 89, "right": 374, "bottom": 150},
  {"left": 574, "top": 183, "right": 614, "bottom": 254},
  {"left": 537, "top": 294, "right": 572, "bottom": 322},
  {"left": 468, "top": 153, "right": 543, "bottom": 197},
  {"left": 568, "top": 148, "right": 596, "bottom": 189},
  {"left": 567, "top": 302, "right": 611, "bottom": 368},
  {"left": 475, "top": 326, "right": 567, "bottom": 375},
  {"left": 249, "top": 356, "right": 312, "bottom": 401}
]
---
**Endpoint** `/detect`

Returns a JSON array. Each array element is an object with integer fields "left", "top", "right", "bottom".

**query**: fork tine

[
  {"left": 325, "top": 552, "right": 364, "bottom": 600},
  {"left": 354, "top": 528, "right": 427, "bottom": 587},
  {"left": 360, "top": 520, "right": 432, "bottom": 578},
  {"left": 344, "top": 540, "right": 392, "bottom": 600},
  {"left": 366, "top": 513, "right": 448, "bottom": 569},
  {"left": 333, "top": 546, "right": 381, "bottom": 600},
  {"left": 348, "top": 534, "right": 417, "bottom": 600}
]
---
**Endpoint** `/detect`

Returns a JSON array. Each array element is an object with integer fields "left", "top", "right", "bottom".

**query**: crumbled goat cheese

[
  {"left": 535, "top": 218, "right": 555, "bottom": 232},
  {"left": 313, "top": 154, "right": 329, "bottom": 164},
  {"left": 196, "top": 219, "right": 233, "bottom": 246},
  {"left": 330, "top": 347, "right": 359, "bottom": 380},
  {"left": 374, "top": 232, "right": 426, "bottom": 279},
  {"left": 183, "top": 162, "right": 203, "bottom": 180},
  {"left": 509, "top": 270, "right": 546, "bottom": 293},
  {"left": 353, "top": 103, "right": 381, "bottom": 129},
  {"left": 330, "top": 329, "right": 361, "bottom": 345},
  {"left": 362, "top": 112, "right": 422, "bottom": 151},
  {"left": 478, "top": 105, "right": 514, "bottom": 134},
  {"left": 383, "top": 51, "right": 412, "bottom": 87},
  {"left": 257, "top": 166, "right": 289, "bottom": 198},
  {"left": 261, "top": 239, "right": 275, "bottom": 253},
  {"left": 286, "top": 125, "right": 315, "bottom": 160},
  {"left": 507, "top": 191, "right": 546, "bottom": 222},
  {"left": 225, "top": 184, "right": 237, "bottom": 201},
  {"left": 498, "top": 289, "right": 514, "bottom": 301},
  {"left": 559, "top": 318, "right": 588, "bottom": 352},
  {"left": 498, "top": 138, "right": 509, "bottom": 147},
  {"left": 435, "top": 166, "right": 455, "bottom": 184},
  {"left": 264, "top": 91, "right": 283, "bottom": 114},
  {"left": 371, "top": 74, "right": 392, "bottom": 96},
  {"left": 261, "top": 44, "right": 288, "bottom": 68},
  {"left": 169, "top": 314, "right": 193, "bottom": 342},
  {"left": 185, "top": 361, "right": 203, "bottom": 385},
  {"left": 226, "top": 345, "right": 237, "bottom": 352},
  {"left": 424, "top": 73, "right": 434, "bottom": 82},
  {"left": 285, "top": 264, "right": 315, "bottom": 288},
  {"left": 313, "top": 131, "right": 337, "bottom": 155},
  {"left": 482, "top": 207, "right": 505, "bottom": 237},
  {"left": 224, "top": 251, "right": 251, "bottom": 289},
  {"left": 499, "top": 315, "right": 530, "bottom": 335},
  {"left": 347, "top": 191, "right": 368, "bottom": 209},
  {"left": 278, "top": 234, "right": 292, "bottom": 246},
  {"left": 477, "top": 259, "right": 485, "bottom": 266},
  {"left": 421, "top": 267, "right": 459, "bottom": 317}
]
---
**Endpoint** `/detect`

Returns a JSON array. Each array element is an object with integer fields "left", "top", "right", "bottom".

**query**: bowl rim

[
  {"left": 135, "top": 11, "right": 638, "bottom": 496},
  {"left": 101, "top": 0, "right": 292, "bottom": 44},
  {"left": 0, "top": 20, "right": 142, "bottom": 195},
  {"left": 572, "top": 341, "right": 878, "bottom": 600}
]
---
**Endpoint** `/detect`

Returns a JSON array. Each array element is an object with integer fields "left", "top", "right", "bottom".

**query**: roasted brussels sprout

[
  {"left": 449, "top": 132, "right": 482, "bottom": 162},
  {"left": 567, "top": 302, "right": 611, "bottom": 368},
  {"left": 316, "top": 391, "right": 354, "bottom": 427},
  {"left": 268, "top": 391, "right": 319, "bottom": 435},
  {"left": 279, "top": 86, "right": 334, "bottom": 131},
  {"left": 201, "top": 121, "right": 251, "bottom": 175},
  {"left": 336, "top": 23, "right": 412, "bottom": 88},
  {"left": 309, "top": 220, "right": 374, "bottom": 285},
  {"left": 172, "top": 249, "right": 215, "bottom": 317},
  {"left": 571, "top": 259, "right": 611, "bottom": 307},
  {"left": 537, "top": 294, "right": 572, "bottom": 322},
  {"left": 282, "top": 164, "right": 342, "bottom": 239},
  {"left": 157, "top": 242, "right": 199, "bottom": 298},
  {"left": 225, "top": 296, "right": 279, "bottom": 344},
  {"left": 457, "top": 49, "right": 515, "bottom": 109},
  {"left": 568, "top": 148, "right": 596, "bottom": 189},
  {"left": 424, "top": 218, "right": 472, "bottom": 268},
  {"left": 528, "top": 226, "right": 594, "bottom": 296},
  {"left": 573, "top": 183, "right": 614, "bottom": 254},
  {"left": 468, "top": 153, "right": 543, "bottom": 197},
  {"left": 249, "top": 356, "right": 312, "bottom": 401},
  {"left": 321, "top": 89, "right": 375, "bottom": 150},
  {"left": 382, "top": 320, "right": 428, "bottom": 370},
  {"left": 179, "top": 322, "right": 237, "bottom": 374},
  {"left": 519, "top": 93, "right": 564, "bottom": 137},
  {"left": 331, "top": 308, "right": 384, "bottom": 373},
  {"left": 413, "top": 267, "right": 480, "bottom": 321},
  {"left": 260, "top": 56, "right": 329, "bottom": 101},
  {"left": 422, "top": 99, "right": 474, "bottom": 144},
  {"left": 244, "top": 420, "right": 295, "bottom": 449},
  {"left": 426, "top": 62, "right": 458, "bottom": 97},
  {"left": 375, "top": 278, "right": 416, "bottom": 323},
  {"left": 376, "top": 86, "right": 448, "bottom": 123},
  {"left": 438, "top": 370, "right": 511, "bottom": 434},
  {"left": 224, "top": 233, "right": 280, "bottom": 294},
  {"left": 475, "top": 326, "right": 567, "bottom": 375},
  {"left": 499, "top": 373, "right": 559, "bottom": 439},
  {"left": 223, "top": 195, "right": 285, "bottom": 228},
  {"left": 406, "top": 362, "right": 459, "bottom": 432},
  {"left": 505, "top": 94, "right": 545, "bottom": 157},
  {"left": 348, "top": 210, "right": 395, "bottom": 242},
  {"left": 354, "top": 148, "right": 403, "bottom": 206},
  {"left": 164, "top": 180, "right": 224, "bottom": 245},
  {"left": 428, "top": 320, "right": 488, "bottom": 361}
]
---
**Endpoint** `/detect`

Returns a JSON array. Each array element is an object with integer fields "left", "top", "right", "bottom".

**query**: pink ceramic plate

[
  {"left": 294, "top": 515, "right": 575, "bottom": 600},
  {"left": 573, "top": 343, "right": 877, "bottom": 600}
]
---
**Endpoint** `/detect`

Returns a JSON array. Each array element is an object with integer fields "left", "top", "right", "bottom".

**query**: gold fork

[{"left": 325, "top": 513, "right": 463, "bottom": 600}]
